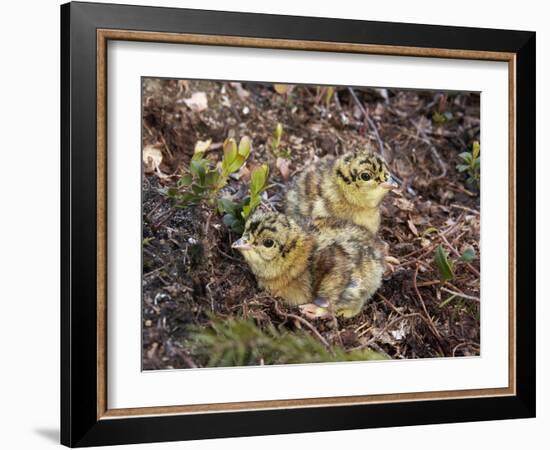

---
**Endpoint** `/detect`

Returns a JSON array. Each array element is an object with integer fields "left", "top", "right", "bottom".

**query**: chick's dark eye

[
  {"left": 360, "top": 172, "right": 371, "bottom": 181},
  {"left": 263, "top": 239, "right": 274, "bottom": 248}
]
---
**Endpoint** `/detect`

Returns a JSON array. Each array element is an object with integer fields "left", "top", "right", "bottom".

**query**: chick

[
  {"left": 232, "top": 212, "right": 384, "bottom": 318},
  {"left": 286, "top": 149, "right": 398, "bottom": 234}
]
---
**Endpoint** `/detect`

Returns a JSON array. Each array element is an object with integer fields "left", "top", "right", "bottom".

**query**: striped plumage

[
  {"left": 232, "top": 212, "right": 384, "bottom": 318},
  {"left": 286, "top": 149, "right": 396, "bottom": 234}
]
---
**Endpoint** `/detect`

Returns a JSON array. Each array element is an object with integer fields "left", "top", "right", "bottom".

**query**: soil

[{"left": 141, "top": 78, "right": 480, "bottom": 370}]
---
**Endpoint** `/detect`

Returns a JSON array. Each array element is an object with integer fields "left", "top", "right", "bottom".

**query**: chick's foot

[
  {"left": 299, "top": 303, "right": 330, "bottom": 319},
  {"left": 384, "top": 255, "right": 400, "bottom": 276}
]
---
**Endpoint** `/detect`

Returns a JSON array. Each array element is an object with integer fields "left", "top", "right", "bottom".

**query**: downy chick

[
  {"left": 232, "top": 211, "right": 384, "bottom": 318},
  {"left": 286, "top": 149, "right": 398, "bottom": 234}
]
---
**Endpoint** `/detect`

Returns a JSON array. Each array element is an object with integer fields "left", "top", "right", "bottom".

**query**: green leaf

[
  {"left": 439, "top": 294, "right": 458, "bottom": 308},
  {"left": 226, "top": 155, "right": 246, "bottom": 174},
  {"left": 142, "top": 237, "right": 155, "bottom": 246},
  {"left": 218, "top": 198, "right": 238, "bottom": 215},
  {"left": 189, "top": 159, "right": 201, "bottom": 177},
  {"left": 273, "top": 123, "right": 283, "bottom": 147},
  {"left": 231, "top": 221, "right": 244, "bottom": 234},
  {"left": 472, "top": 141, "right": 480, "bottom": 160},
  {"left": 456, "top": 164, "right": 469, "bottom": 172},
  {"left": 191, "top": 184, "right": 205, "bottom": 194},
  {"left": 435, "top": 245, "right": 454, "bottom": 282},
  {"left": 223, "top": 214, "right": 244, "bottom": 233},
  {"left": 176, "top": 192, "right": 199, "bottom": 207},
  {"left": 223, "top": 138, "right": 237, "bottom": 165},
  {"left": 166, "top": 187, "right": 178, "bottom": 198},
  {"left": 241, "top": 204, "right": 252, "bottom": 220},
  {"left": 458, "top": 152, "right": 472, "bottom": 163},
  {"left": 238, "top": 136, "right": 251, "bottom": 159},
  {"left": 325, "top": 87, "right": 334, "bottom": 107},
  {"left": 250, "top": 164, "right": 268, "bottom": 194},
  {"left": 205, "top": 171, "right": 219, "bottom": 187},
  {"left": 178, "top": 174, "right": 193, "bottom": 186},
  {"left": 460, "top": 247, "right": 476, "bottom": 262},
  {"left": 422, "top": 227, "right": 438, "bottom": 236},
  {"left": 191, "top": 151, "right": 206, "bottom": 162},
  {"left": 197, "top": 165, "right": 206, "bottom": 185},
  {"left": 223, "top": 214, "right": 237, "bottom": 227},
  {"left": 432, "top": 111, "right": 446, "bottom": 124},
  {"left": 249, "top": 195, "right": 261, "bottom": 210}
]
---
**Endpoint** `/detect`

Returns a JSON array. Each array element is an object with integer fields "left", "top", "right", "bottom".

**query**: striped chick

[
  {"left": 286, "top": 149, "right": 398, "bottom": 234},
  {"left": 232, "top": 212, "right": 384, "bottom": 318}
]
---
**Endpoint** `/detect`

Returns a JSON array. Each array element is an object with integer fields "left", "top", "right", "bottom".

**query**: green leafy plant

[
  {"left": 431, "top": 111, "right": 453, "bottom": 124},
  {"left": 457, "top": 141, "right": 480, "bottom": 188},
  {"left": 460, "top": 246, "right": 476, "bottom": 263},
  {"left": 434, "top": 244, "right": 477, "bottom": 282},
  {"left": 188, "top": 316, "right": 387, "bottom": 367},
  {"left": 270, "top": 123, "right": 291, "bottom": 159},
  {"left": 242, "top": 164, "right": 269, "bottom": 219},
  {"left": 167, "top": 136, "right": 251, "bottom": 208},
  {"left": 218, "top": 164, "right": 269, "bottom": 233},
  {"left": 435, "top": 245, "right": 455, "bottom": 282},
  {"left": 315, "top": 86, "right": 335, "bottom": 108}
]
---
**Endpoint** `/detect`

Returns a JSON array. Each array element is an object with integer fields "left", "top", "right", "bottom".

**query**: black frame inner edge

[{"left": 61, "top": 2, "right": 536, "bottom": 447}]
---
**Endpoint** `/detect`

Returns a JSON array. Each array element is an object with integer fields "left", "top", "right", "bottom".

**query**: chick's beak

[
  {"left": 232, "top": 237, "right": 252, "bottom": 251},
  {"left": 380, "top": 174, "right": 399, "bottom": 190}
]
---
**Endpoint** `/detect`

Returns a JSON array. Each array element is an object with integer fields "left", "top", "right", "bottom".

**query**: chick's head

[
  {"left": 232, "top": 211, "right": 311, "bottom": 281},
  {"left": 333, "top": 150, "right": 398, "bottom": 208}
]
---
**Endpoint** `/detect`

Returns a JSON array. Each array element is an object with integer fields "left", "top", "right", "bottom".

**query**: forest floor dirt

[{"left": 141, "top": 79, "right": 480, "bottom": 370}]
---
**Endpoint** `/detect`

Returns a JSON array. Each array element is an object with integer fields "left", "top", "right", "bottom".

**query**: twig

[
  {"left": 351, "top": 313, "right": 422, "bottom": 351},
  {"left": 440, "top": 287, "right": 480, "bottom": 303},
  {"left": 217, "top": 247, "right": 246, "bottom": 265},
  {"left": 410, "top": 119, "right": 447, "bottom": 179},
  {"left": 452, "top": 341, "right": 480, "bottom": 357},
  {"left": 332, "top": 316, "right": 345, "bottom": 347},
  {"left": 348, "top": 87, "right": 417, "bottom": 197},
  {"left": 397, "top": 214, "right": 465, "bottom": 261},
  {"left": 159, "top": 133, "right": 174, "bottom": 159},
  {"left": 376, "top": 292, "right": 404, "bottom": 316},
  {"left": 143, "top": 264, "right": 168, "bottom": 278},
  {"left": 272, "top": 301, "right": 332, "bottom": 351},
  {"left": 439, "top": 233, "right": 480, "bottom": 277},
  {"left": 152, "top": 209, "right": 175, "bottom": 230},
  {"left": 416, "top": 280, "right": 441, "bottom": 287},
  {"left": 146, "top": 200, "right": 164, "bottom": 223},
  {"left": 449, "top": 203, "right": 480, "bottom": 215},
  {"left": 180, "top": 353, "right": 198, "bottom": 369},
  {"left": 347, "top": 87, "right": 384, "bottom": 156},
  {"left": 412, "top": 264, "right": 443, "bottom": 342}
]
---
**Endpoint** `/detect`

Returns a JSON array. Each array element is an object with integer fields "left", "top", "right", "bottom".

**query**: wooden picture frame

[{"left": 61, "top": 1, "right": 535, "bottom": 447}]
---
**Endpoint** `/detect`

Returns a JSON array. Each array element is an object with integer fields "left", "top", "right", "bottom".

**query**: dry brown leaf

[
  {"left": 394, "top": 197, "right": 415, "bottom": 212},
  {"left": 194, "top": 139, "right": 212, "bottom": 154},
  {"left": 407, "top": 219, "right": 419, "bottom": 236},
  {"left": 143, "top": 145, "right": 163, "bottom": 174},
  {"left": 183, "top": 92, "right": 208, "bottom": 112},
  {"left": 177, "top": 80, "right": 189, "bottom": 94},
  {"left": 230, "top": 165, "right": 251, "bottom": 181},
  {"left": 274, "top": 84, "right": 293, "bottom": 95},
  {"left": 143, "top": 144, "right": 169, "bottom": 179},
  {"left": 390, "top": 320, "right": 410, "bottom": 341},
  {"left": 230, "top": 82, "right": 250, "bottom": 100},
  {"left": 276, "top": 157, "right": 291, "bottom": 182}
]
